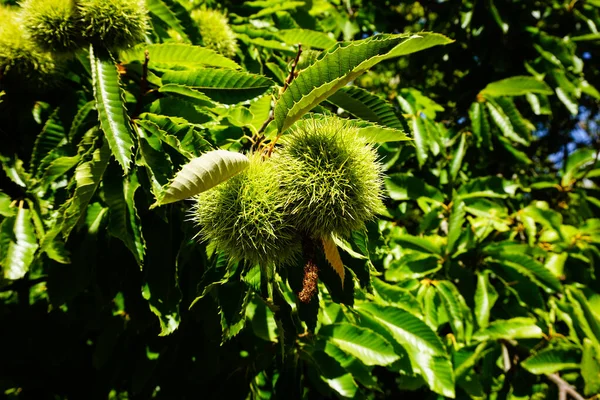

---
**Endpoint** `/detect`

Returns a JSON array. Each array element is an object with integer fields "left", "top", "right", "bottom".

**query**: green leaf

[
  {"left": 274, "top": 33, "right": 452, "bottom": 133},
  {"left": 566, "top": 287, "right": 600, "bottom": 348},
  {"left": 495, "top": 97, "right": 533, "bottom": 144},
  {"left": 356, "top": 303, "right": 455, "bottom": 398},
  {"left": 562, "top": 148, "right": 597, "bottom": 187},
  {"left": 60, "top": 141, "right": 111, "bottom": 239},
  {"left": 147, "top": 0, "right": 197, "bottom": 43},
  {"left": 104, "top": 168, "right": 145, "bottom": 266},
  {"left": 318, "top": 323, "right": 399, "bottom": 366},
  {"left": 488, "top": 252, "right": 562, "bottom": 293},
  {"left": 446, "top": 200, "right": 466, "bottom": 255},
  {"left": 371, "top": 277, "right": 423, "bottom": 315},
  {"left": 322, "top": 342, "right": 379, "bottom": 389},
  {"left": 40, "top": 156, "right": 80, "bottom": 189},
  {"left": 410, "top": 115, "right": 429, "bottom": 167},
  {"left": 158, "top": 84, "right": 215, "bottom": 108},
  {"left": 0, "top": 207, "right": 38, "bottom": 280},
  {"left": 582, "top": 338, "right": 600, "bottom": 396},
  {"left": 393, "top": 235, "right": 443, "bottom": 256},
  {"left": 472, "top": 317, "right": 543, "bottom": 341},
  {"left": 30, "top": 108, "right": 67, "bottom": 175},
  {"left": 485, "top": 99, "right": 528, "bottom": 146},
  {"left": 0, "top": 191, "right": 14, "bottom": 217},
  {"left": 433, "top": 280, "right": 473, "bottom": 343},
  {"left": 474, "top": 271, "right": 498, "bottom": 329},
  {"left": 327, "top": 85, "right": 405, "bottom": 129},
  {"left": 521, "top": 346, "right": 581, "bottom": 375},
  {"left": 121, "top": 44, "right": 240, "bottom": 69},
  {"left": 450, "top": 133, "right": 467, "bottom": 180},
  {"left": 479, "top": 76, "right": 553, "bottom": 97},
  {"left": 385, "top": 173, "right": 444, "bottom": 202},
  {"left": 90, "top": 46, "right": 135, "bottom": 174},
  {"left": 154, "top": 150, "right": 250, "bottom": 206},
  {"left": 161, "top": 69, "right": 275, "bottom": 104},
  {"left": 277, "top": 29, "right": 337, "bottom": 49},
  {"left": 385, "top": 253, "right": 441, "bottom": 281}
]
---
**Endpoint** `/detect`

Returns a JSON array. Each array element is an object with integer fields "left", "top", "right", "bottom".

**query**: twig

[
  {"left": 546, "top": 373, "right": 586, "bottom": 400},
  {"left": 252, "top": 45, "right": 302, "bottom": 155},
  {"left": 133, "top": 49, "right": 150, "bottom": 118},
  {"left": 501, "top": 343, "right": 511, "bottom": 372},
  {"left": 282, "top": 44, "right": 303, "bottom": 92}
]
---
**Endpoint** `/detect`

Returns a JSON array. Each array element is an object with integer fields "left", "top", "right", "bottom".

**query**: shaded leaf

[
  {"left": 319, "top": 323, "right": 399, "bottom": 366},
  {"left": 162, "top": 69, "right": 275, "bottom": 104}
]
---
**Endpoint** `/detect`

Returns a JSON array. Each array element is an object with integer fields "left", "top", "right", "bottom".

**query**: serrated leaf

[
  {"left": 40, "top": 156, "right": 80, "bottom": 188},
  {"left": 393, "top": 235, "right": 443, "bottom": 256},
  {"left": 274, "top": 33, "right": 452, "bottom": 133},
  {"left": 385, "top": 253, "right": 441, "bottom": 281},
  {"left": 356, "top": 302, "right": 455, "bottom": 397},
  {"left": 566, "top": 287, "right": 600, "bottom": 348},
  {"left": 495, "top": 97, "right": 532, "bottom": 144},
  {"left": 480, "top": 76, "right": 553, "bottom": 97},
  {"left": 521, "top": 346, "right": 581, "bottom": 375},
  {"left": 485, "top": 99, "right": 528, "bottom": 146},
  {"left": 147, "top": 0, "right": 197, "bottom": 43},
  {"left": 161, "top": 68, "right": 274, "bottom": 104},
  {"left": 582, "top": 338, "right": 600, "bottom": 396},
  {"left": 0, "top": 207, "right": 38, "bottom": 280},
  {"left": 121, "top": 43, "right": 240, "bottom": 69},
  {"left": 450, "top": 133, "right": 467, "bottom": 180},
  {"left": 322, "top": 235, "right": 344, "bottom": 287},
  {"left": 30, "top": 108, "right": 67, "bottom": 175},
  {"left": 104, "top": 168, "right": 145, "bottom": 266},
  {"left": 446, "top": 200, "right": 466, "bottom": 255},
  {"left": 90, "top": 46, "right": 135, "bottom": 174},
  {"left": 433, "top": 280, "right": 473, "bottom": 343},
  {"left": 158, "top": 84, "right": 215, "bottom": 108},
  {"left": 319, "top": 323, "right": 399, "bottom": 366},
  {"left": 155, "top": 150, "right": 250, "bottom": 206},
  {"left": 61, "top": 141, "right": 111, "bottom": 239},
  {"left": 474, "top": 271, "right": 498, "bottom": 329},
  {"left": 277, "top": 29, "right": 337, "bottom": 49},
  {"left": 371, "top": 277, "right": 422, "bottom": 315},
  {"left": 411, "top": 115, "right": 429, "bottom": 167},
  {"left": 328, "top": 86, "right": 404, "bottom": 129},
  {"left": 472, "top": 317, "right": 543, "bottom": 341},
  {"left": 488, "top": 252, "right": 562, "bottom": 293}
]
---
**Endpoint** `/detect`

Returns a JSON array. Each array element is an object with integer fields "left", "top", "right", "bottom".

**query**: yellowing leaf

[{"left": 322, "top": 234, "right": 345, "bottom": 287}]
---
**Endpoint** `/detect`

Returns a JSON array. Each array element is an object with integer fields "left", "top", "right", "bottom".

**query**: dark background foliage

[{"left": 1, "top": 0, "right": 600, "bottom": 399}]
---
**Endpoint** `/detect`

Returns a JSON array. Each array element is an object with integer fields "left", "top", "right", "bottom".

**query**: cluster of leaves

[{"left": 1, "top": 0, "right": 600, "bottom": 399}]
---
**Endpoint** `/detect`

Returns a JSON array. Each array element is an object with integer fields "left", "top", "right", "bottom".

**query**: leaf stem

[{"left": 133, "top": 49, "right": 150, "bottom": 119}]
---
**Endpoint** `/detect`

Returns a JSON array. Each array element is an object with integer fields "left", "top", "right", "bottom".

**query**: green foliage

[{"left": 1, "top": 0, "right": 600, "bottom": 398}]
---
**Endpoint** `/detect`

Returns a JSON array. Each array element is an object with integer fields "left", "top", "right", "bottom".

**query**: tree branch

[
  {"left": 282, "top": 44, "right": 303, "bottom": 92},
  {"left": 133, "top": 49, "right": 150, "bottom": 118},
  {"left": 545, "top": 373, "right": 586, "bottom": 400}
]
